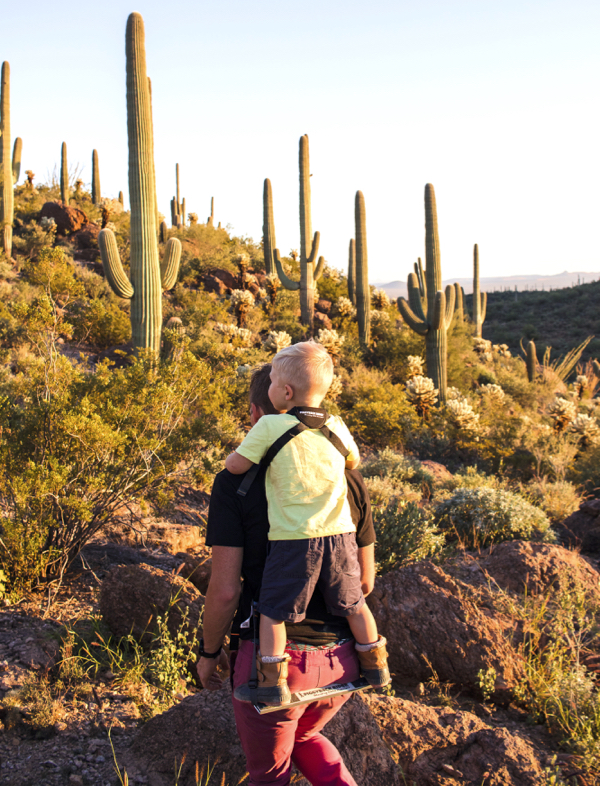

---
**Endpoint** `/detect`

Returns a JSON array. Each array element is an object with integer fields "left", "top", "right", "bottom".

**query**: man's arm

[
  {"left": 197, "top": 545, "right": 243, "bottom": 690},
  {"left": 358, "top": 543, "right": 375, "bottom": 596}
]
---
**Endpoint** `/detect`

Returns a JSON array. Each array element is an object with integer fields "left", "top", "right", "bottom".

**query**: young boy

[{"left": 225, "top": 341, "right": 389, "bottom": 706}]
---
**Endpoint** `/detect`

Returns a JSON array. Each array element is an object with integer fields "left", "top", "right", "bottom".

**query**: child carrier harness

[{"left": 236, "top": 406, "right": 350, "bottom": 497}]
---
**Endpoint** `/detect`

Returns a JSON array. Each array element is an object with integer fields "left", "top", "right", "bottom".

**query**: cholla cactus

[
  {"left": 480, "top": 383, "right": 505, "bottom": 403},
  {"left": 371, "top": 288, "right": 390, "bottom": 310},
  {"left": 262, "top": 330, "right": 292, "bottom": 354},
  {"left": 446, "top": 399, "right": 480, "bottom": 432},
  {"left": 407, "top": 355, "right": 425, "bottom": 379},
  {"left": 188, "top": 213, "right": 198, "bottom": 226},
  {"left": 316, "top": 328, "right": 345, "bottom": 360},
  {"left": 264, "top": 274, "right": 280, "bottom": 306},
  {"left": 235, "top": 253, "right": 251, "bottom": 289},
  {"left": 569, "top": 413, "right": 600, "bottom": 448},
  {"left": 549, "top": 396, "right": 577, "bottom": 432},
  {"left": 574, "top": 375, "right": 589, "bottom": 399},
  {"left": 236, "top": 364, "right": 252, "bottom": 377},
  {"left": 322, "top": 263, "right": 341, "bottom": 283},
  {"left": 406, "top": 375, "right": 438, "bottom": 417},
  {"left": 327, "top": 374, "right": 343, "bottom": 400},
  {"left": 256, "top": 287, "right": 267, "bottom": 301},
  {"left": 333, "top": 296, "right": 356, "bottom": 319},
  {"left": 493, "top": 344, "right": 511, "bottom": 358},
  {"left": 40, "top": 216, "right": 56, "bottom": 231},
  {"left": 230, "top": 289, "right": 255, "bottom": 327},
  {"left": 370, "top": 310, "right": 390, "bottom": 327},
  {"left": 447, "top": 386, "right": 466, "bottom": 403},
  {"left": 215, "top": 322, "right": 253, "bottom": 348},
  {"left": 473, "top": 337, "right": 493, "bottom": 362}
]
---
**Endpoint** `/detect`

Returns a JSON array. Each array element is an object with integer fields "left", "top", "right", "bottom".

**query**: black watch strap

[{"left": 199, "top": 638, "right": 222, "bottom": 659}]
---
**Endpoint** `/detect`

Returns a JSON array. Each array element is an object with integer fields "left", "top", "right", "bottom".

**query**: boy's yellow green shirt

[{"left": 236, "top": 413, "right": 360, "bottom": 541}]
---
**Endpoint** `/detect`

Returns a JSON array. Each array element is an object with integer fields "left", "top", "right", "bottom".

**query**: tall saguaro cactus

[
  {"left": 262, "top": 178, "right": 276, "bottom": 275},
  {"left": 355, "top": 191, "right": 370, "bottom": 347},
  {"left": 12, "top": 137, "right": 22, "bottom": 184},
  {"left": 347, "top": 239, "right": 356, "bottom": 305},
  {"left": 0, "top": 62, "right": 13, "bottom": 259},
  {"left": 207, "top": 196, "right": 214, "bottom": 227},
  {"left": 397, "top": 184, "right": 455, "bottom": 402},
  {"left": 471, "top": 244, "right": 487, "bottom": 337},
  {"left": 92, "top": 149, "right": 101, "bottom": 205},
  {"left": 453, "top": 282, "right": 464, "bottom": 322},
  {"left": 170, "top": 164, "right": 185, "bottom": 227},
  {"left": 274, "top": 134, "right": 325, "bottom": 327},
  {"left": 60, "top": 142, "right": 69, "bottom": 205},
  {"left": 98, "top": 12, "right": 181, "bottom": 355},
  {"left": 526, "top": 340, "right": 538, "bottom": 383}
]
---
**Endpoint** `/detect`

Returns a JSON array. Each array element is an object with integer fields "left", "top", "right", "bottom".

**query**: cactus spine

[
  {"left": 526, "top": 340, "right": 538, "bottom": 383},
  {"left": 397, "top": 184, "right": 455, "bottom": 402},
  {"left": 355, "top": 191, "right": 370, "bottom": 347},
  {"left": 92, "top": 149, "right": 101, "bottom": 205},
  {"left": 0, "top": 62, "right": 13, "bottom": 259},
  {"left": 347, "top": 239, "right": 356, "bottom": 305},
  {"left": 11, "top": 137, "right": 22, "bottom": 184},
  {"left": 60, "top": 142, "right": 69, "bottom": 205},
  {"left": 262, "top": 179, "right": 276, "bottom": 275},
  {"left": 274, "top": 134, "right": 325, "bottom": 327},
  {"left": 98, "top": 12, "right": 181, "bottom": 355},
  {"left": 471, "top": 244, "right": 487, "bottom": 337}
]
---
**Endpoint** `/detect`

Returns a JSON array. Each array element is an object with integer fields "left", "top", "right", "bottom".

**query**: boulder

[
  {"left": 99, "top": 563, "right": 203, "bottom": 648},
  {"left": 201, "top": 274, "right": 227, "bottom": 296},
  {"left": 207, "top": 268, "right": 238, "bottom": 290},
  {"left": 365, "top": 693, "right": 545, "bottom": 785},
  {"left": 559, "top": 499, "right": 600, "bottom": 554},
  {"left": 368, "top": 562, "right": 523, "bottom": 700},
  {"left": 316, "top": 298, "right": 332, "bottom": 314},
  {"left": 40, "top": 201, "right": 89, "bottom": 234},
  {"left": 175, "top": 554, "right": 212, "bottom": 595},
  {"left": 73, "top": 222, "right": 100, "bottom": 249},
  {"left": 421, "top": 459, "right": 453, "bottom": 483},
  {"left": 314, "top": 311, "right": 332, "bottom": 331}
]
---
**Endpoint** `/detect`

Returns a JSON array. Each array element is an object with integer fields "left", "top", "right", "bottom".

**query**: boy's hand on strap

[{"left": 226, "top": 451, "right": 256, "bottom": 475}]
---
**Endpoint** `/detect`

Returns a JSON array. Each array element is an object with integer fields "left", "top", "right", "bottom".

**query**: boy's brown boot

[
  {"left": 234, "top": 653, "right": 292, "bottom": 706},
  {"left": 356, "top": 636, "right": 391, "bottom": 688}
]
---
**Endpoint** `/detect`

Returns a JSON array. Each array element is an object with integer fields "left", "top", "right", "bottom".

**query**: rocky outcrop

[
  {"left": 368, "top": 562, "right": 523, "bottom": 700},
  {"left": 316, "top": 298, "right": 332, "bottom": 314},
  {"left": 40, "top": 201, "right": 89, "bottom": 234},
  {"left": 121, "top": 689, "right": 546, "bottom": 786},
  {"left": 175, "top": 553, "right": 212, "bottom": 594},
  {"left": 559, "top": 498, "right": 600, "bottom": 554},
  {"left": 421, "top": 459, "right": 453, "bottom": 483},
  {"left": 99, "top": 563, "right": 203, "bottom": 647},
  {"left": 314, "top": 311, "right": 333, "bottom": 331}
]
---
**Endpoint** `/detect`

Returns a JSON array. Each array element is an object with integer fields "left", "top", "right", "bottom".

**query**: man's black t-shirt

[{"left": 206, "top": 467, "right": 375, "bottom": 646}]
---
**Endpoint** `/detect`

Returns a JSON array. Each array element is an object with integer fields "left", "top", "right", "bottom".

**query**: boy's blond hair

[{"left": 272, "top": 340, "right": 333, "bottom": 400}]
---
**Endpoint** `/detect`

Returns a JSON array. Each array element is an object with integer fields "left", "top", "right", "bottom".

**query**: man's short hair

[
  {"left": 249, "top": 364, "right": 280, "bottom": 415},
  {"left": 271, "top": 340, "right": 333, "bottom": 400}
]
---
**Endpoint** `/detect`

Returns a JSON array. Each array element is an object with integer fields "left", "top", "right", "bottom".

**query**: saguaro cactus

[
  {"left": 92, "top": 149, "right": 101, "bottom": 205},
  {"left": 454, "top": 282, "right": 464, "bottom": 322},
  {"left": 60, "top": 142, "right": 69, "bottom": 205},
  {"left": 170, "top": 164, "right": 185, "bottom": 227},
  {"left": 471, "top": 244, "right": 487, "bottom": 337},
  {"left": 397, "top": 184, "right": 455, "bottom": 402},
  {"left": 347, "top": 239, "right": 356, "bottom": 306},
  {"left": 526, "top": 340, "right": 538, "bottom": 383},
  {"left": 262, "top": 179, "right": 276, "bottom": 275},
  {"left": 12, "top": 137, "right": 22, "bottom": 184},
  {"left": 355, "top": 191, "right": 370, "bottom": 347},
  {"left": 98, "top": 12, "right": 181, "bottom": 355},
  {"left": 207, "top": 197, "right": 214, "bottom": 227},
  {"left": 0, "top": 62, "right": 13, "bottom": 259},
  {"left": 274, "top": 134, "right": 325, "bottom": 327}
]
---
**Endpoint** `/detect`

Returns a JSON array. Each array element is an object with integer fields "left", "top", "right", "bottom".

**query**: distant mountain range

[{"left": 375, "top": 271, "right": 600, "bottom": 299}]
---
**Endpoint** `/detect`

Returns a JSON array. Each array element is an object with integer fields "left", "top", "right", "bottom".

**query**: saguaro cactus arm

[
  {"left": 12, "top": 137, "right": 21, "bottom": 183},
  {"left": 454, "top": 282, "right": 464, "bottom": 321},
  {"left": 526, "top": 340, "right": 538, "bottom": 382},
  {"left": 307, "top": 230, "right": 320, "bottom": 266},
  {"left": 347, "top": 239, "right": 356, "bottom": 305},
  {"left": 274, "top": 249, "right": 300, "bottom": 291},
  {"left": 444, "top": 284, "right": 456, "bottom": 326},
  {"left": 407, "top": 272, "right": 426, "bottom": 321},
  {"left": 99, "top": 229, "right": 134, "bottom": 299},
  {"left": 160, "top": 237, "right": 182, "bottom": 290},
  {"left": 314, "top": 255, "right": 325, "bottom": 281},
  {"left": 431, "top": 291, "right": 445, "bottom": 331},
  {"left": 480, "top": 291, "right": 487, "bottom": 324},
  {"left": 414, "top": 258, "right": 427, "bottom": 303},
  {"left": 397, "top": 298, "right": 429, "bottom": 335}
]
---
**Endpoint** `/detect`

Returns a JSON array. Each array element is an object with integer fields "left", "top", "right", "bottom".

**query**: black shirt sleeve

[
  {"left": 206, "top": 471, "right": 245, "bottom": 548},
  {"left": 345, "top": 469, "right": 376, "bottom": 548}
]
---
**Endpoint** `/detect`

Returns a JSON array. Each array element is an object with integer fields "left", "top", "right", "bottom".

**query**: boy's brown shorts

[{"left": 256, "top": 532, "right": 365, "bottom": 623}]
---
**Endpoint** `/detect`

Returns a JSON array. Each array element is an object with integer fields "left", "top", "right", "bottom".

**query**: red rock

[
  {"left": 175, "top": 553, "right": 212, "bottom": 594},
  {"left": 73, "top": 223, "right": 100, "bottom": 249},
  {"left": 201, "top": 274, "right": 227, "bottom": 296},
  {"left": 314, "top": 311, "right": 332, "bottom": 331},
  {"left": 420, "top": 459, "right": 453, "bottom": 482},
  {"left": 316, "top": 299, "right": 332, "bottom": 314},
  {"left": 40, "top": 201, "right": 89, "bottom": 234},
  {"left": 207, "top": 267, "right": 237, "bottom": 289}
]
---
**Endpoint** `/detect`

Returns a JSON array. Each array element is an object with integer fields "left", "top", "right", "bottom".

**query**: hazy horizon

[{"left": 3, "top": 1, "right": 599, "bottom": 283}]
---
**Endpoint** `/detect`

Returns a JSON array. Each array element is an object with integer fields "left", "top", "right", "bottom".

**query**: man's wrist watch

[{"left": 199, "top": 638, "right": 222, "bottom": 659}]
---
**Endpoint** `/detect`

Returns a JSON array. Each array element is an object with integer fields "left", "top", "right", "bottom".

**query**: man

[{"left": 197, "top": 363, "right": 376, "bottom": 786}]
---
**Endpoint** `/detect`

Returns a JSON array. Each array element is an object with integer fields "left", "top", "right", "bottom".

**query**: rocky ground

[{"left": 1, "top": 493, "right": 599, "bottom": 785}]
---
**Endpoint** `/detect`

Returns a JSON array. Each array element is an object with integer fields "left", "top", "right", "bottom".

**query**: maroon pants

[{"left": 232, "top": 638, "right": 360, "bottom": 786}]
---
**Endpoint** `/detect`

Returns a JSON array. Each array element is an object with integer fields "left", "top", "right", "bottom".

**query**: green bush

[
  {"left": 525, "top": 478, "right": 582, "bottom": 523},
  {"left": 71, "top": 298, "right": 131, "bottom": 347},
  {"left": 361, "top": 447, "right": 433, "bottom": 488},
  {"left": 374, "top": 501, "right": 444, "bottom": 574},
  {"left": 434, "top": 487, "right": 554, "bottom": 548},
  {"left": 22, "top": 248, "right": 84, "bottom": 305},
  {"left": 341, "top": 380, "right": 417, "bottom": 449}
]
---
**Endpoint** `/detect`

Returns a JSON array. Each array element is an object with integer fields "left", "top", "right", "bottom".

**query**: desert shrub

[
  {"left": 21, "top": 247, "right": 84, "bottom": 305},
  {"left": 361, "top": 447, "right": 433, "bottom": 488},
  {"left": 11, "top": 219, "right": 56, "bottom": 259},
  {"left": 374, "top": 501, "right": 444, "bottom": 574},
  {"left": 568, "top": 443, "right": 600, "bottom": 496},
  {"left": 316, "top": 268, "right": 347, "bottom": 302},
  {"left": 73, "top": 265, "right": 113, "bottom": 300},
  {"left": 525, "top": 478, "right": 582, "bottom": 523},
  {"left": 434, "top": 487, "right": 554, "bottom": 548},
  {"left": 449, "top": 465, "right": 506, "bottom": 491},
  {"left": 71, "top": 298, "right": 131, "bottom": 347},
  {"left": 363, "top": 476, "right": 422, "bottom": 508},
  {"left": 367, "top": 322, "right": 425, "bottom": 383}
]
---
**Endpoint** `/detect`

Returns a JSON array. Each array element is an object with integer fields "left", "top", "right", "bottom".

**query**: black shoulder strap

[{"left": 236, "top": 411, "right": 350, "bottom": 497}]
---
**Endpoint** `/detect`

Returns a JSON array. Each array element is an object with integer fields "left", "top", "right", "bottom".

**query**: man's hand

[{"left": 197, "top": 649, "right": 230, "bottom": 690}]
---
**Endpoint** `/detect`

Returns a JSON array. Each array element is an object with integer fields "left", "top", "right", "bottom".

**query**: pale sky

[{"left": 4, "top": 1, "right": 599, "bottom": 282}]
